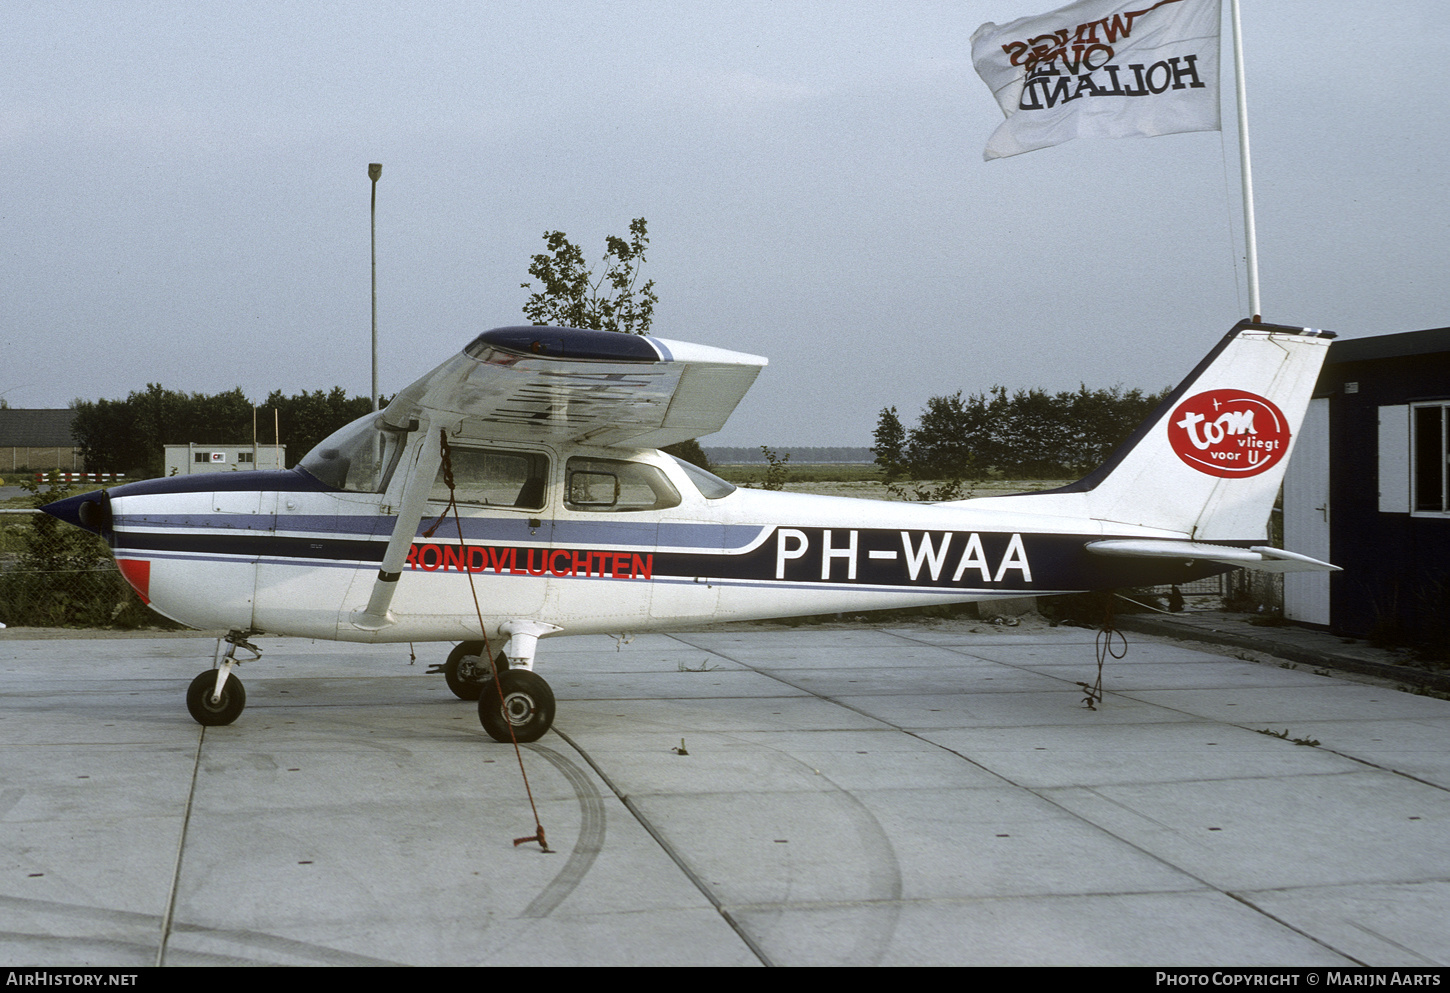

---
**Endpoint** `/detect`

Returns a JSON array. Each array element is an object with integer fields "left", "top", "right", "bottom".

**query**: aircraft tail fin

[{"left": 965, "top": 320, "right": 1335, "bottom": 541}]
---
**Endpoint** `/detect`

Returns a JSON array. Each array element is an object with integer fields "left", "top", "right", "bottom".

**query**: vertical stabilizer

[
  {"left": 1081, "top": 321, "right": 1333, "bottom": 538},
  {"left": 961, "top": 321, "right": 1335, "bottom": 541}
]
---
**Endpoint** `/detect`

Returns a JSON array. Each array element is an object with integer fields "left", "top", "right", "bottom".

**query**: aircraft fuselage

[
  {"left": 62, "top": 446, "right": 1231, "bottom": 644},
  {"left": 39, "top": 320, "right": 1336, "bottom": 736}
]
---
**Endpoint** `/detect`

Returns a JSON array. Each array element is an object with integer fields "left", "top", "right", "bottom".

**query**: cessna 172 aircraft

[{"left": 43, "top": 319, "right": 1338, "bottom": 743}]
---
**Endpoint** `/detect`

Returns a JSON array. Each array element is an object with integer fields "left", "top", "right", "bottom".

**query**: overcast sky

[{"left": 4, "top": 1, "right": 1447, "bottom": 447}]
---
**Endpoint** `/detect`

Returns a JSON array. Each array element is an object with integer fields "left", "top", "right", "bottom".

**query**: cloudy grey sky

[{"left": 4, "top": 1, "right": 1447, "bottom": 447}]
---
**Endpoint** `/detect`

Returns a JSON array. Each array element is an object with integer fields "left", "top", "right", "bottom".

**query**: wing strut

[{"left": 350, "top": 421, "right": 443, "bottom": 631}]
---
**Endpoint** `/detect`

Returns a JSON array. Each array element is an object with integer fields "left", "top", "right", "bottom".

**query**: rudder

[
  {"left": 961, "top": 320, "right": 1335, "bottom": 542},
  {"left": 1074, "top": 320, "right": 1334, "bottom": 539}
]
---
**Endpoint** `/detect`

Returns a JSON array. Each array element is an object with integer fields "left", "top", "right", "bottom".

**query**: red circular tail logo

[{"left": 1167, "top": 389, "right": 1290, "bottom": 477}]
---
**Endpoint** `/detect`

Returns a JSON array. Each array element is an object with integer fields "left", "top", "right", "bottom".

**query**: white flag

[{"left": 972, "top": 0, "right": 1221, "bottom": 160}]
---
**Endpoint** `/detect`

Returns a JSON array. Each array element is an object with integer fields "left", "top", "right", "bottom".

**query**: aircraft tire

[
  {"left": 186, "top": 670, "right": 246, "bottom": 727},
  {"left": 444, "top": 642, "right": 488, "bottom": 700},
  {"left": 477, "top": 669, "right": 555, "bottom": 743}
]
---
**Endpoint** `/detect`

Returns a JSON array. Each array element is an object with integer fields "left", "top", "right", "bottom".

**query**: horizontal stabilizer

[{"left": 1086, "top": 539, "right": 1341, "bottom": 575}]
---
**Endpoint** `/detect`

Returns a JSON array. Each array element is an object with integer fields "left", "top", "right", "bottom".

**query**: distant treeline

[
  {"left": 72, "top": 385, "right": 377, "bottom": 478},
  {"left": 874, "top": 384, "right": 1172, "bottom": 480},
  {"left": 704, "top": 446, "right": 874, "bottom": 465}
]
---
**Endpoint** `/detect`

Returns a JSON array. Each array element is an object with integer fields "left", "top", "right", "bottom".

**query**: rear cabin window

[
  {"left": 434, "top": 447, "right": 549, "bottom": 510},
  {"left": 566, "top": 457, "right": 681, "bottom": 512},
  {"left": 670, "top": 455, "right": 736, "bottom": 499}
]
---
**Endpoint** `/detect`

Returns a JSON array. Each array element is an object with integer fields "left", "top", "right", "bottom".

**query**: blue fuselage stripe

[
  {"left": 110, "top": 524, "right": 1236, "bottom": 593},
  {"left": 112, "top": 514, "right": 765, "bottom": 549}
]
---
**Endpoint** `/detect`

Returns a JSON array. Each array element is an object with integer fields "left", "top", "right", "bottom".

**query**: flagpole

[{"left": 1230, "top": 0, "right": 1261, "bottom": 320}]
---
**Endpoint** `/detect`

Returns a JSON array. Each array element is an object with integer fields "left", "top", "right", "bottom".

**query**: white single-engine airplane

[{"left": 44, "top": 320, "right": 1338, "bottom": 742}]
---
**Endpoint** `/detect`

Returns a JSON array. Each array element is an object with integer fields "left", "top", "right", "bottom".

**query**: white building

[{"left": 163, "top": 444, "right": 286, "bottom": 476}]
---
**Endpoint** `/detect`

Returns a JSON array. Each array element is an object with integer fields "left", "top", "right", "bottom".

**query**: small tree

[
  {"left": 904, "top": 389, "right": 995, "bottom": 480},
  {"left": 519, "top": 218, "right": 709, "bottom": 470},
  {"left": 521, "top": 218, "right": 658, "bottom": 335},
  {"left": 759, "top": 446, "right": 791, "bottom": 490},
  {"left": 872, "top": 406, "right": 907, "bottom": 481}
]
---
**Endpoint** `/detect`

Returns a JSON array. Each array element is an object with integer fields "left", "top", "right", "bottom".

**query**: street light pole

[{"left": 369, "top": 163, "right": 382, "bottom": 412}]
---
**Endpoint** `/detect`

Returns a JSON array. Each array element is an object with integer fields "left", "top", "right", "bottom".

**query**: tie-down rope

[{"left": 423, "top": 429, "right": 550, "bottom": 852}]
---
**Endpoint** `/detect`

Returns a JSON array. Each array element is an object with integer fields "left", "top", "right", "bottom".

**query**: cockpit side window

[
  {"left": 565, "top": 457, "right": 681, "bottom": 512},
  {"left": 434, "top": 447, "right": 549, "bottom": 509}
]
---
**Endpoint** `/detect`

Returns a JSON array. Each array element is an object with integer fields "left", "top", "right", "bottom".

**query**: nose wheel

[
  {"left": 186, "top": 631, "right": 259, "bottom": 727},
  {"left": 186, "top": 669, "right": 246, "bottom": 725},
  {"left": 478, "top": 669, "right": 555, "bottom": 743}
]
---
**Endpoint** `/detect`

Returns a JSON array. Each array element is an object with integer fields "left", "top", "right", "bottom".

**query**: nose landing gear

[
  {"left": 186, "top": 669, "right": 246, "bottom": 725},
  {"left": 186, "top": 631, "right": 259, "bottom": 727}
]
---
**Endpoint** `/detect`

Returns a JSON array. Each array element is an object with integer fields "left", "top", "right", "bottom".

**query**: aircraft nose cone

[{"left": 41, "top": 490, "right": 112, "bottom": 536}]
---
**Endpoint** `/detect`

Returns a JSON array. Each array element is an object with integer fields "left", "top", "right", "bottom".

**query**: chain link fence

[{"left": 0, "top": 483, "right": 161, "bottom": 629}]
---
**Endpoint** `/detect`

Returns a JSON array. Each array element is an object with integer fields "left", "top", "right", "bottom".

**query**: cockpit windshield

[{"left": 298, "top": 414, "right": 408, "bottom": 493}]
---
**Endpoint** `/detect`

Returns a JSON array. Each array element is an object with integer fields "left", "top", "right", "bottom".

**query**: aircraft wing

[
  {"left": 352, "top": 325, "right": 766, "bottom": 631},
  {"left": 379, "top": 326, "right": 767, "bottom": 449},
  {"left": 1085, "top": 539, "right": 1341, "bottom": 574}
]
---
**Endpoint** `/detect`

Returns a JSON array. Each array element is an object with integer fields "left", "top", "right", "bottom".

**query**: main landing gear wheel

[
  {"left": 443, "top": 642, "right": 508, "bottom": 700},
  {"left": 186, "top": 670, "right": 246, "bottom": 726},
  {"left": 478, "top": 669, "right": 555, "bottom": 743},
  {"left": 444, "top": 641, "right": 485, "bottom": 700}
]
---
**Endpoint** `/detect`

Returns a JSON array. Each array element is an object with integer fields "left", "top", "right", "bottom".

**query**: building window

[
  {"left": 194, "top": 452, "right": 210, "bottom": 463},
  {"left": 1414, "top": 403, "right": 1449, "bottom": 514},
  {"left": 238, "top": 452, "right": 254, "bottom": 463}
]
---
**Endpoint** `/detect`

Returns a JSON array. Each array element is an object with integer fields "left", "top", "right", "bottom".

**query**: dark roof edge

[{"left": 1326, "top": 326, "right": 1450, "bottom": 364}]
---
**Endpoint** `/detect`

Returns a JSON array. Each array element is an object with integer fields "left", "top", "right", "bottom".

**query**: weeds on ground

[{"left": 1255, "top": 728, "right": 1321, "bottom": 747}]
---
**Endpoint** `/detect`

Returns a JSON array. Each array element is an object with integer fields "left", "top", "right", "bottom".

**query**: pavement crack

[
  {"left": 551, "top": 725, "right": 775, "bottom": 967},
  {"left": 156, "top": 728, "right": 205, "bottom": 967}
]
